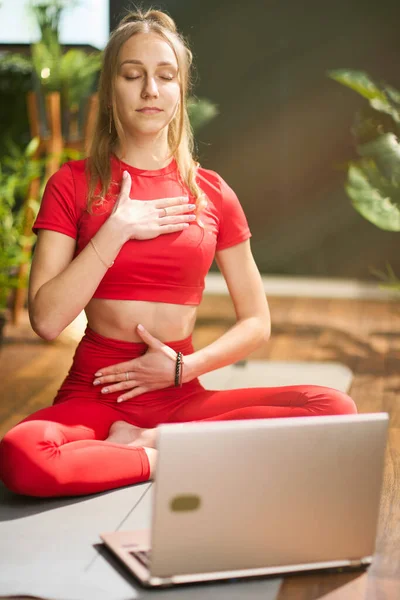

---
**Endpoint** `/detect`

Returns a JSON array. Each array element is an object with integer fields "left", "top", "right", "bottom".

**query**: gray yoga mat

[
  {"left": 0, "top": 360, "right": 353, "bottom": 600},
  {"left": 199, "top": 359, "right": 353, "bottom": 392},
  {"left": 0, "top": 481, "right": 282, "bottom": 600}
]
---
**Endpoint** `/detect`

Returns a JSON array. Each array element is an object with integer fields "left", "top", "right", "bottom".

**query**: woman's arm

[
  {"left": 29, "top": 218, "right": 125, "bottom": 341},
  {"left": 182, "top": 239, "right": 270, "bottom": 382}
]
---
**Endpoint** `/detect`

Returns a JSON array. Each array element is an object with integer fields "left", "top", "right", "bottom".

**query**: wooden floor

[{"left": 1, "top": 295, "right": 399, "bottom": 599}]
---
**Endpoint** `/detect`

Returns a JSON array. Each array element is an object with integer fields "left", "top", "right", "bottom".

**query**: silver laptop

[{"left": 100, "top": 412, "right": 389, "bottom": 588}]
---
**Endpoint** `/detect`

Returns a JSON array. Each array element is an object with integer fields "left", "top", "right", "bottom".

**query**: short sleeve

[
  {"left": 32, "top": 163, "right": 77, "bottom": 238},
  {"left": 216, "top": 175, "right": 252, "bottom": 251}
]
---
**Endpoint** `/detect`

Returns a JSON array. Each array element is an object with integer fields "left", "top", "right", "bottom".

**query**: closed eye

[{"left": 125, "top": 76, "right": 174, "bottom": 81}]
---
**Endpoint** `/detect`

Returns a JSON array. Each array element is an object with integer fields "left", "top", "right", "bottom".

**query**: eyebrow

[{"left": 120, "top": 60, "right": 177, "bottom": 68}]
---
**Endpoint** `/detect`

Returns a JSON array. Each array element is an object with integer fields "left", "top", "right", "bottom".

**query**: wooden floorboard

[{"left": 0, "top": 295, "right": 399, "bottom": 599}]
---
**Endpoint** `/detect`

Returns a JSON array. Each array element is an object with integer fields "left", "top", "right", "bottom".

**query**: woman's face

[{"left": 114, "top": 32, "right": 181, "bottom": 138}]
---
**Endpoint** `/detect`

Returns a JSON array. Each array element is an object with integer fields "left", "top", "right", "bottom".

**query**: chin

[
  {"left": 133, "top": 118, "right": 170, "bottom": 131},
  {"left": 133, "top": 126, "right": 168, "bottom": 136}
]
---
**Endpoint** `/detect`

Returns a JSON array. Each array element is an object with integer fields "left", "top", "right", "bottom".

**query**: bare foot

[
  {"left": 105, "top": 421, "right": 158, "bottom": 449},
  {"left": 143, "top": 447, "right": 158, "bottom": 480}
]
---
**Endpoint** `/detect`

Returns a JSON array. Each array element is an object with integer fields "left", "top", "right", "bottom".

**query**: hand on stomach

[{"left": 85, "top": 298, "right": 197, "bottom": 343}]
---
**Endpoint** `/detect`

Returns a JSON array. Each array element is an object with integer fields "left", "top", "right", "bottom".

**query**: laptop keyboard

[{"left": 130, "top": 549, "right": 152, "bottom": 568}]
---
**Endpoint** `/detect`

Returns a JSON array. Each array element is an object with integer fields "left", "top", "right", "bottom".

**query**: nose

[{"left": 141, "top": 76, "right": 159, "bottom": 99}]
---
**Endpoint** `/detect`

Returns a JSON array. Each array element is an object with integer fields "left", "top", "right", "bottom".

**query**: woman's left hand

[{"left": 92, "top": 324, "right": 178, "bottom": 402}]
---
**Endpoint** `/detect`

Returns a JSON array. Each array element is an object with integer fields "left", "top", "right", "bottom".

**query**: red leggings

[{"left": 0, "top": 327, "right": 357, "bottom": 497}]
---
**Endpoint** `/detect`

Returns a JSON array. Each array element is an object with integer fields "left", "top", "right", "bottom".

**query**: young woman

[{"left": 0, "top": 9, "right": 357, "bottom": 498}]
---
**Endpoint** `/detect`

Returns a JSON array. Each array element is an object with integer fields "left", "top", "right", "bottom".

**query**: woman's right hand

[{"left": 110, "top": 170, "right": 197, "bottom": 241}]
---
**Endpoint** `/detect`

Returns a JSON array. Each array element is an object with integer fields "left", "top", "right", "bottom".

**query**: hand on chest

[{"left": 77, "top": 185, "right": 220, "bottom": 288}]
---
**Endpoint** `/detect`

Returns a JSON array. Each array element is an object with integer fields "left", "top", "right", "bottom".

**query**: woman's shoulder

[
  {"left": 196, "top": 164, "right": 239, "bottom": 203},
  {"left": 58, "top": 157, "right": 89, "bottom": 179},
  {"left": 196, "top": 164, "right": 226, "bottom": 196},
  {"left": 48, "top": 158, "right": 87, "bottom": 181},
  {"left": 46, "top": 158, "right": 90, "bottom": 197}
]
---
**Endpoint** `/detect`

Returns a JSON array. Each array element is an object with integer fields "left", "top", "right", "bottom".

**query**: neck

[{"left": 114, "top": 131, "right": 172, "bottom": 170}]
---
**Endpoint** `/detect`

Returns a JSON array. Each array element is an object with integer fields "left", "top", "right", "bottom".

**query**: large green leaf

[
  {"left": 370, "top": 98, "right": 400, "bottom": 124},
  {"left": 357, "top": 133, "right": 400, "bottom": 184},
  {"left": 345, "top": 163, "right": 400, "bottom": 231},
  {"left": 328, "top": 69, "right": 387, "bottom": 101},
  {"left": 328, "top": 69, "right": 400, "bottom": 124}
]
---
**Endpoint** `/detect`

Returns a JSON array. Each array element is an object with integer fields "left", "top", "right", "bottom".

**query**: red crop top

[{"left": 32, "top": 155, "right": 252, "bottom": 305}]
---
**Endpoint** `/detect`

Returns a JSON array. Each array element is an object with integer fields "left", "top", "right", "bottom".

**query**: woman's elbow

[
  {"left": 255, "top": 306, "right": 271, "bottom": 343},
  {"left": 29, "top": 310, "right": 60, "bottom": 342},
  {"left": 260, "top": 321, "right": 271, "bottom": 343},
  {"left": 250, "top": 316, "right": 271, "bottom": 346},
  {"left": 31, "top": 322, "right": 60, "bottom": 342}
]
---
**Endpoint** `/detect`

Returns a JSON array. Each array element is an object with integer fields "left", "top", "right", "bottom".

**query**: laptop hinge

[
  {"left": 348, "top": 559, "right": 362, "bottom": 567},
  {"left": 149, "top": 576, "right": 173, "bottom": 587}
]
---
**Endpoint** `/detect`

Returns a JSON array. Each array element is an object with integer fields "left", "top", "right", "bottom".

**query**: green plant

[
  {"left": 0, "top": 138, "right": 42, "bottom": 311},
  {"left": 18, "top": 1, "right": 102, "bottom": 139},
  {"left": 31, "top": 36, "right": 102, "bottom": 110},
  {"left": 0, "top": 52, "right": 33, "bottom": 158},
  {"left": 31, "top": 29, "right": 63, "bottom": 91},
  {"left": 29, "top": 0, "right": 79, "bottom": 41},
  {"left": 59, "top": 49, "right": 102, "bottom": 111},
  {"left": 29, "top": 0, "right": 84, "bottom": 94},
  {"left": 327, "top": 68, "right": 400, "bottom": 291},
  {"left": 187, "top": 96, "right": 219, "bottom": 133}
]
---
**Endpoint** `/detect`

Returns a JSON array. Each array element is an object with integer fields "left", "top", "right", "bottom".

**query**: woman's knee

[
  {"left": 318, "top": 387, "right": 357, "bottom": 415},
  {"left": 0, "top": 421, "right": 57, "bottom": 497},
  {"left": 297, "top": 385, "right": 358, "bottom": 416}
]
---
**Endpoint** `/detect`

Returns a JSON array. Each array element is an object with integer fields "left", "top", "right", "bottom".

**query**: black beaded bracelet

[{"left": 175, "top": 352, "right": 183, "bottom": 387}]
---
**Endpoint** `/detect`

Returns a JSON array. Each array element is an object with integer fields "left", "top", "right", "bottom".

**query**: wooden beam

[{"left": 84, "top": 93, "right": 99, "bottom": 156}]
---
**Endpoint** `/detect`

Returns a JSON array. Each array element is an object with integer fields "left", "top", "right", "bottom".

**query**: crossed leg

[
  {"left": 168, "top": 384, "right": 357, "bottom": 422},
  {"left": 106, "top": 384, "right": 358, "bottom": 452},
  {"left": 0, "top": 400, "right": 151, "bottom": 497},
  {"left": 0, "top": 384, "right": 356, "bottom": 498}
]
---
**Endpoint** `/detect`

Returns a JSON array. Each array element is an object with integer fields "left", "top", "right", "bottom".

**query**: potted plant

[
  {"left": 0, "top": 138, "right": 41, "bottom": 342},
  {"left": 27, "top": 0, "right": 102, "bottom": 142},
  {"left": 327, "top": 68, "right": 400, "bottom": 292}
]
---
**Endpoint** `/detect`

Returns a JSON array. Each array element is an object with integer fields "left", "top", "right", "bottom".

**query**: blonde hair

[{"left": 86, "top": 5, "right": 207, "bottom": 219}]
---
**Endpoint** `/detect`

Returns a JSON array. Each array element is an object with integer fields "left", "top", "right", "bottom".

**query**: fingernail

[
  {"left": 93, "top": 379, "right": 100, "bottom": 386},
  {"left": 95, "top": 372, "right": 102, "bottom": 377},
  {"left": 117, "top": 397, "right": 123, "bottom": 403},
  {"left": 101, "top": 387, "right": 109, "bottom": 394},
  {"left": 188, "top": 204, "right": 196, "bottom": 209},
  {"left": 123, "top": 171, "right": 127, "bottom": 179},
  {"left": 137, "top": 324, "right": 144, "bottom": 332}
]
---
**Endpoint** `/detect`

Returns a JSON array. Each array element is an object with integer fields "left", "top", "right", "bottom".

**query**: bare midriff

[{"left": 85, "top": 298, "right": 198, "bottom": 343}]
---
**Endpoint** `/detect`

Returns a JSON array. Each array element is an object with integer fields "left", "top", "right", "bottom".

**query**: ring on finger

[
  {"left": 161, "top": 207, "right": 168, "bottom": 218},
  {"left": 125, "top": 372, "right": 129, "bottom": 381}
]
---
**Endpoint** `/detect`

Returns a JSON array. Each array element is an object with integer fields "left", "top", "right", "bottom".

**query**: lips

[{"left": 137, "top": 108, "right": 162, "bottom": 112}]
